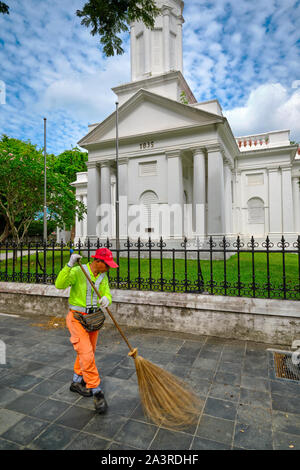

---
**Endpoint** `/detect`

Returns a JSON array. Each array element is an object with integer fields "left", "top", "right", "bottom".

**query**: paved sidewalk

[{"left": 0, "top": 313, "right": 300, "bottom": 450}]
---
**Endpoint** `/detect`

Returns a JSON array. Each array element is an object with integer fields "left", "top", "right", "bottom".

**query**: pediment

[{"left": 78, "top": 89, "right": 224, "bottom": 147}]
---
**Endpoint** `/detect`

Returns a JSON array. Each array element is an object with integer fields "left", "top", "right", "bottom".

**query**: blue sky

[{"left": 0, "top": 0, "right": 300, "bottom": 155}]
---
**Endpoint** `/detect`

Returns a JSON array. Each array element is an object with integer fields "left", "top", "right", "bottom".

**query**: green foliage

[
  {"left": 179, "top": 91, "right": 189, "bottom": 105},
  {"left": 76, "top": 0, "right": 161, "bottom": 56},
  {"left": 52, "top": 147, "right": 88, "bottom": 183},
  {"left": 27, "top": 220, "right": 57, "bottom": 237},
  {"left": 0, "top": 136, "right": 86, "bottom": 242},
  {"left": 0, "top": 2, "right": 9, "bottom": 14}
]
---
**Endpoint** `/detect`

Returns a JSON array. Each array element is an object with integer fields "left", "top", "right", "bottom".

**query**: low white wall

[{"left": 0, "top": 282, "right": 299, "bottom": 345}]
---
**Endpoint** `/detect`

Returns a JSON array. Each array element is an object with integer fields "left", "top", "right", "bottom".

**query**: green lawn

[{"left": 0, "top": 250, "right": 299, "bottom": 300}]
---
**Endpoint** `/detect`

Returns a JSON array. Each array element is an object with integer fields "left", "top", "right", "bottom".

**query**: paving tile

[
  {"left": 108, "top": 441, "right": 139, "bottom": 450},
  {"left": 239, "top": 388, "right": 271, "bottom": 409},
  {"left": 177, "top": 341, "right": 203, "bottom": 357},
  {"left": 0, "top": 409, "right": 24, "bottom": 435},
  {"left": 1, "top": 373, "right": 44, "bottom": 391},
  {"left": 214, "top": 371, "right": 241, "bottom": 386},
  {"left": 150, "top": 428, "right": 193, "bottom": 450},
  {"left": 51, "top": 383, "right": 82, "bottom": 404},
  {"left": 272, "top": 393, "right": 300, "bottom": 415},
  {"left": 240, "top": 375, "right": 270, "bottom": 393},
  {"left": 30, "top": 399, "right": 71, "bottom": 421},
  {"left": 107, "top": 365, "right": 135, "bottom": 380},
  {"left": 204, "top": 397, "right": 237, "bottom": 421},
  {"left": 55, "top": 405, "right": 95, "bottom": 430},
  {"left": 31, "top": 379, "right": 66, "bottom": 397},
  {"left": 106, "top": 394, "right": 140, "bottom": 418},
  {"left": 1, "top": 416, "right": 48, "bottom": 446},
  {"left": 28, "top": 424, "right": 77, "bottom": 450},
  {"left": 5, "top": 392, "right": 46, "bottom": 414},
  {"left": 186, "top": 373, "right": 211, "bottom": 396},
  {"left": 236, "top": 404, "right": 272, "bottom": 428},
  {"left": 273, "top": 431, "right": 300, "bottom": 450},
  {"left": 218, "top": 361, "right": 243, "bottom": 375},
  {"left": 0, "top": 437, "right": 21, "bottom": 450},
  {"left": 192, "top": 357, "right": 219, "bottom": 371},
  {"left": 66, "top": 431, "right": 110, "bottom": 450},
  {"left": 191, "top": 436, "right": 231, "bottom": 450},
  {"left": 221, "top": 350, "right": 244, "bottom": 364},
  {"left": 196, "top": 414, "right": 235, "bottom": 445},
  {"left": 270, "top": 379, "right": 300, "bottom": 399},
  {"left": 234, "top": 423, "right": 273, "bottom": 450},
  {"left": 242, "top": 362, "right": 269, "bottom": 379},
  {"left": 209, "top": 382, "right": 240, "bottom": 402},
  {"left": 83, "top": 413, "right": 128, "bottom": 440},
  {"left": 272, "top": 411, "right": 300, "bottom": 437},
  {"left": 49, "top": 368, "right": 74, "bottom": 383},
  {"left": 114, "top": 419, "right": 158, "bottom": 450},
  {"left": 0, "top": 385, "right": 23, "bottom": 407}
]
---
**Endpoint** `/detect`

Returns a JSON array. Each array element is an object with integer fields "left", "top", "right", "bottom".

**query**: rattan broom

[{"left": 77, "top": 259, "right": 203, "bottom": 429}]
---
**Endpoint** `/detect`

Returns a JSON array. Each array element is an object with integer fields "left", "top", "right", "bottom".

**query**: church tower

[
  {"left": 130, "top": 0, "right": 184, "bottom": 81},
  {"left": 112, "top": 0, "right": 196, "bottom": 105}
]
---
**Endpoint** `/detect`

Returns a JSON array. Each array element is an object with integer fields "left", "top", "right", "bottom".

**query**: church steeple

[{"left": 130, "top": 1, "right": 185, "bottom": 82}]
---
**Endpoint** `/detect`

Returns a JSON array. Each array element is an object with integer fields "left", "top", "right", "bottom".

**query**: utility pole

[
  {"left": 43, "top": 118, "right": 47, "bottom": 244},
  {"left": 115, "top": 102, "right": 120, "bottom": 251}
]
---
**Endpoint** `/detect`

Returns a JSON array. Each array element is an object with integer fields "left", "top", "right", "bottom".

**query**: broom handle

[{"left": 77, "top": 260, "right": 135, "bottom": 354}]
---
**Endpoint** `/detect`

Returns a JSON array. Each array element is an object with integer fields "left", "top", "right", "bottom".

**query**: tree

[
  {"left": 52, "top": 147, "right": 88, "bottom": 183},
  {"left": 76, "top": 0, "right": 161, "bottom": 57},
  {"left": 0, "top": 136, "right": 86, "bottom": 243},
  {"left": 0, "top": 2, "right": 9, "bottom": 14}
]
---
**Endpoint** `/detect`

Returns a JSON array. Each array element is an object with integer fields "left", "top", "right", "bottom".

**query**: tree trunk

[{"left": 0, "top": 219, "right": 10, "bottom": 243}]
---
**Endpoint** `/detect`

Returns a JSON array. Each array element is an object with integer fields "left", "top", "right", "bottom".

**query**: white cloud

[{"left": 224, "top": 83, "right": 300, "bottom": 141}]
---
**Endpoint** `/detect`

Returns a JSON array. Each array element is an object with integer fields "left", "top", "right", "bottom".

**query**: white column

[
  {"left": 192, "top": 148, "right": 206, "bottom": 236},
  {"left": 82, "top": 194, "right": 87, "bottom": 238},
  {"left": 87, "top": 163, "right": 101, "bottom": 238},
  {"left": 162, "top": 6, "right": 171, "bottom": 73},
  {"left": 207, "top": 146, "right": 226, "bottom": 235},
  {"left": 75, "top": 195, "right": 82, "bottom": 240},
  {"left": 282, "top": 166, "right": 294, "bottom": 233},
  {"left": 176, "top": 15, "right": 184, "bottom": 73},
  {"left": 167, "top": 150, "right": 183, "bottom": 237},
  {"left": 100, "top": 163, "right": 112, "bottom": 237},
  {"left": 119, "top": 158, "right": 128, "bottom": 238},
  {"left": 130, "top": 23, "right": 136, "bottom": 81},
  {"left": 224, "top": 162, "right": 233, "bottom": 234},
  {"left": 144, "top": 27, "right": 151, "bottom": 75},
  {"left": 292, "top": 177, "right": 300, "bottom": 233},
  {"left": 268, "top": 168, "right": 282, "bottom": 233}
]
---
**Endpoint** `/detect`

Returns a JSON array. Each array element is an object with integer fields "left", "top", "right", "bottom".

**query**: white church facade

[{"left": 69, "top": 0, "right": 300, "bottom": 246}]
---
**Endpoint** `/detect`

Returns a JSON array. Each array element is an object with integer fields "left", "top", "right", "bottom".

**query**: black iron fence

[{"left": 0, "top": 235, "right": 300, "bottom": 301}]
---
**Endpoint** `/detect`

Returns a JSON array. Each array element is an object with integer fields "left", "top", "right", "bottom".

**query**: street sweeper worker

[{"left": 55, "top": 247, "right": 119, "bottom": 414}]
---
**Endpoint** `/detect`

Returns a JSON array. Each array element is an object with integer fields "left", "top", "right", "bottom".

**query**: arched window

[
  {"left": 248, "top": 198, "right": 264, "bottom": 224},
  {"left": 140, "top": 191, "right": 159, "bottom": 234}
]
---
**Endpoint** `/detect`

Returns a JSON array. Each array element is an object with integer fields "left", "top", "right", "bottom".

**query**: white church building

[{"left": 70, "top": 0, "right": 300, "bottom": 246}]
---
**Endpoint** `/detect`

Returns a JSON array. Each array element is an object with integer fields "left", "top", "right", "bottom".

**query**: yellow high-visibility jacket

[{"left": 55, "top": 263, "right": 112, "bottom": 309}]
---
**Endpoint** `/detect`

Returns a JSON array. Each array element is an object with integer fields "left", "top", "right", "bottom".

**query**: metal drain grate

[{"left": 272, "top": 351, "right": 300, "bottom": 381}]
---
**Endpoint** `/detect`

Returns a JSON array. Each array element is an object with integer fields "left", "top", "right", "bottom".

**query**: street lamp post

[
  {"left": 115, "top": 102, "right": 120, "bottom": 251},
  {"left": 43, "top": 117, "right": 47, "bottom": 244}
]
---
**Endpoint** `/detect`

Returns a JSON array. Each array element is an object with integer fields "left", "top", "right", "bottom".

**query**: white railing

[{"left": 236, "top": 134, "right": 270, "bottom": 151}]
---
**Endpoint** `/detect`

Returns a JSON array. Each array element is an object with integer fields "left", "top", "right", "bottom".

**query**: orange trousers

[{"left": 66, "top": 310, "right": 101, "bottom": 389}]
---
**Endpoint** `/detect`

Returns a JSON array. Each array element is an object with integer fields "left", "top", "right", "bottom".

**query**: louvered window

[
  {"left": 139, "top": 161, "right": 157, "bottom": 177},
  {"left": 140, "top": 191, "right": 159, "bottom": 234}
]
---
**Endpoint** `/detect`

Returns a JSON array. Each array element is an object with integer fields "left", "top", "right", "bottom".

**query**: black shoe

[
  {"left": 70, "top": 381, "right": 93, "bottom": 397},
  {"left": 93, "top": 390, "right": 108, "bottom": 414}
]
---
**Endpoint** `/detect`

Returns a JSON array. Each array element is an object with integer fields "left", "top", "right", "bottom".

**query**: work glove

[
  {"left": 99, "top": 296, "right": 110, "bottom": 309},
  {"left": 67, "top": 254, "right": 82, "bottom": 268}
]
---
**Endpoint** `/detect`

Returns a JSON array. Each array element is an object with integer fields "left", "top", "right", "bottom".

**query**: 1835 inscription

[{"left": 140, "top": 141, "right": 154, "bottom": 150}]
